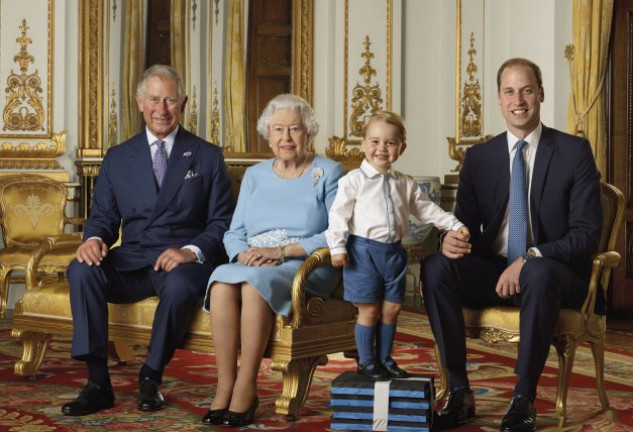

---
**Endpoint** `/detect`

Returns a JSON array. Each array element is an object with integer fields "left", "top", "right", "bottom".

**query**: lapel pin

[{"left": 183, "top": 151, "right": 192, "bottom": 157}]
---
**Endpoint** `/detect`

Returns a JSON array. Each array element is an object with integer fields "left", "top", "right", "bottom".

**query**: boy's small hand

[{"left": 331, "top": 253, "right": 349, "bottom": 268}]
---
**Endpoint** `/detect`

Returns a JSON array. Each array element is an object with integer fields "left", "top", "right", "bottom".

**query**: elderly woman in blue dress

[{"left": 201, "top": 94, "right": 344, "bottom": 427}]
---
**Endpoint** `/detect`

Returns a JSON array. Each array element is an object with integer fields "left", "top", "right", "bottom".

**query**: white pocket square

[{"left": 185, "top": 169, "right": 200, "bottom": 179}]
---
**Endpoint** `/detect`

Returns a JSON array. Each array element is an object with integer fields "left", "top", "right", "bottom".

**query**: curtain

[
  {"left": 122, "top": 0, "right": 145, "bottom": 141},
  {"left": 171, "top": 0, "right": 188, "bottom": 128},
  {"left": 224, "top": 0, "right": 247, "bottom": 152},
  {"left": 566, "top": 0, "right": 614, "bottom": 175}
]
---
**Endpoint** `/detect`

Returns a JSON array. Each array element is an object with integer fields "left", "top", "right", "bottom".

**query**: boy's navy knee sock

[
  {"left": 355, "top": 323, "right": 375, "bottom": 365},
  {"left": 376, "top": 321, "right": 396, "bottom": 361}
]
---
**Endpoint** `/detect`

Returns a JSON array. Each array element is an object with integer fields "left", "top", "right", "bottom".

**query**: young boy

[{"left": 326, "top": 111, "right": 470, "bottom": 380}]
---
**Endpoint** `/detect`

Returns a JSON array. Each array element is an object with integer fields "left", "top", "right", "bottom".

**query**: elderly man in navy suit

[
  {"left": 422, "top": 58, "right": 602, "bottom": 431},
  {"left": 62, "top": 64, "right": 233, "bottom": 416}
]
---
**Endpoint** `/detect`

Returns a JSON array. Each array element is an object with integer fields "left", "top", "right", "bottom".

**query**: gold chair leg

[
  {"left": 108, "top": 341, "right": 135, "bottom": 364},
  {"left": 11, "top": 329, "right": 52, "bottom": 377},
  {"left": 271, "top": 355, "right": 328, "bottom": 420},
  {"left": 553, "top": 335, "right": 578, "bottom": 428},
  {"left": 0, "top": 268, "right": 10, "bottom": 319},
  {"left": 590, "top": 340, "right": 610, "bottom": 411},
  {"left": 434, "top": 343, "right": 449, "bottom": 406}
]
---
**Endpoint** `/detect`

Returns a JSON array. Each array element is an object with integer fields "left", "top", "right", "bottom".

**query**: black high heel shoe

[
  {"left": 201, "top": 408, "right": 227, "bottom": 425},
  {"left": 222, "top": 397, "right": 259, "bottom": 427}
]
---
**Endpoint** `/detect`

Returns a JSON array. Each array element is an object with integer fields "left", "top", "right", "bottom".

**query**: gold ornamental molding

[
  {"left": 446, "top": 0, "right": 489, "bottom": 179},
  {"left": 349, "top": 36, "right": 384, "bottom": 138},
  {"left": 0, "top": 131, "right": 66, "bottom": 169},
  {"left": 3, "top": 20, "right": 44, "bottom": 133},
  {"left": 292, "top": 0, "right": 314, "bottom": 105},
  {"left": 108, "top": 87, "right": 118, "bottom": 149},
  {"left": 78, "top": 0, "right": 105, "bottom": 158},
  {"left": 188, "top": 86, "right": 199, "bottom": 136},
  {"left": 1, "top": 0, "right": 54, "bottom": 139},
  {"left": 210, "top": 84, "right": 220, "bottom": 145}
]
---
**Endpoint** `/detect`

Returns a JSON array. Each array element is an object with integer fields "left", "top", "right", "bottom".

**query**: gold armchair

[
  {"left": 0, "top": 175, "right": 82, "bottom": 318},
  {"left": 434, "top": 182, "right": 624, "bottom": 427}
]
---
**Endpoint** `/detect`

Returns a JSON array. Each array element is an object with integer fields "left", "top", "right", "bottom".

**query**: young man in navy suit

[
  {"left": 422, "top": 58, "right": 602, "bottom": 431},
  {"left": 62, "top": 65, "right": 233, "bottom": 416}
]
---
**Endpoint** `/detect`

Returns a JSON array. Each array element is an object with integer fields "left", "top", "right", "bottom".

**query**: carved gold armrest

[
  {"left": 25, "top": 233, "right": 82, "bottom": 290},
  {"left": 64, "top": 217, "right": 86, "bottom": 228},
  {"left": 581, "top": 250, "right": 621, "bottom": 317},
  {"left": 289, "top": 248, "right": 332, "bottom": 329}
]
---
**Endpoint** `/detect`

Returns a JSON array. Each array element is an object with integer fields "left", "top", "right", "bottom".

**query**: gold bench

[{"left": 10, "top": 164, "right": 358, "bottom": 420}]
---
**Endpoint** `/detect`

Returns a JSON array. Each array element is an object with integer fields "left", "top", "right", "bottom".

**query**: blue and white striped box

[{"left": 330, "top": 371, "right": 435, "bottom": 431}]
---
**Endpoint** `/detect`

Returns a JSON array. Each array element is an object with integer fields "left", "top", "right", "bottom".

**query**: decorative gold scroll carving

[
  {"left": 3, "top": 20, "right": 45, "bottom": 133},
  {"left": 108, "top": 87, "right": 118, "bottom": 149},
  {"left": 0, "top": 131, "right": 66, "bottom": 169},
  {"left": 188, "top": 86, "right": 199, "bottom": 136},
  {"left": 446, "top": 0, "right": 488, "bottom": 180},
  {"left": 460, "top": 33, "right": 483, "bottom": 138},
  {"left": 326, "top": 136, "right": 364, "bottom": 172},
  {"left": 349, "top": 36, "right": 384, "bottom": 138},
  {"left": 210, "top": 84, "right": 220, "bottom": 145},
  {"left": 112, "top": 0, "right": 117, "bottom": 21}
]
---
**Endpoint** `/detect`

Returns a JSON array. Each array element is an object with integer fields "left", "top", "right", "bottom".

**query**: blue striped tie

[
  {"left": 153, "top": 140, "right": 168, "bottom": 188},
  {"left": 507, "top": 140, "right": 528, "bottom": 264}
]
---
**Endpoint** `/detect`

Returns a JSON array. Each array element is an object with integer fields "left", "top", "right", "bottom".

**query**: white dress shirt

[
  {"left": 326, "top": 159, "right": 462, "bottom": 255},
  {"left": 491, "top": 123, "right": 543, "bottom": 258}
]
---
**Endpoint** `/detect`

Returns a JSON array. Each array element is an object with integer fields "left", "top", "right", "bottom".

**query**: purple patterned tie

[{"left": 153, "top": 140, "right": 168, "bottom": 188}]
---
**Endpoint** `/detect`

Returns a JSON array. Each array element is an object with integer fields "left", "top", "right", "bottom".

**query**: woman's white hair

[{"left": 256, "top": 94, "right": 319, "bottom": 140}]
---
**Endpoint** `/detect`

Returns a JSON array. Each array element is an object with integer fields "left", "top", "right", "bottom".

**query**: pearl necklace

[{"left": 274, "top": 155, "right": 313, "bottom": 179}]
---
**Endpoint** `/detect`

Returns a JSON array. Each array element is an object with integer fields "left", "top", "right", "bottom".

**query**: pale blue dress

[{"left": 203, "top": 155, "right": 344, "bottom": 316}]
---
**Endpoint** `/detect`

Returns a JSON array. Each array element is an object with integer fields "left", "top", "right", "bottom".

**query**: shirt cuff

[
  {"left": 183, "top": 245, "right": 205, "bottom": 263},
  {"left": 329, "top": 246, "right": 348, "bottom": 256}
]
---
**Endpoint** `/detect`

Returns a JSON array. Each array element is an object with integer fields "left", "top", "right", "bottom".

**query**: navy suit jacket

[
  {"left": 456, "top": 125, "right": 602, "bottom": 283},
  {"left": 84, "top": 127, "right": 233, "bottom": 271}
]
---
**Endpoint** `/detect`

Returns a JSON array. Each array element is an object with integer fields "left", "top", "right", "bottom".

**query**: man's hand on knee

[{"left": 76, "top": 238, "right": 108, "bottom": 266}]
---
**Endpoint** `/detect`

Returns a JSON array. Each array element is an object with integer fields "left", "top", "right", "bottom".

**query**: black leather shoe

[
  {"left": 500, "top": 395, "right": 536, "bottom": 432},
  {"left": 434, "top": 387, "right": 475, "bottom": 430},
  {"left": 222, "top": 397, "right": 258, "bottom": 427},
  {"left": 202, "top": 408, "right": 227, "bottom": 425},
  {"left": 137, "top": 377, "right": 165, "bottom": 412},
  {"left": 379, "top": 356, "right": 410, "bottom": 378},
  {"left": 61, "top": 381, "right": 115, "bottom": 416},
  {"left": 357, "top": 359, "right": 391, "bottom": 380}
]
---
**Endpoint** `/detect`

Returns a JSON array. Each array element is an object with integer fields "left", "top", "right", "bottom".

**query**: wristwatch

[{"left": 522, "top": 248, "right": 537, "bottom": 262}]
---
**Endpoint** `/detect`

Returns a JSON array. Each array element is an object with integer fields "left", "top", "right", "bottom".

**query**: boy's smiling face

[{"left": 361, "top": 119, "right": 406, "bottom": 174}]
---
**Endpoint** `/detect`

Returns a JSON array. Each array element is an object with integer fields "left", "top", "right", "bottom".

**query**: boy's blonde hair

[{"left": 362, "top": 111, "right": 407, "bottom": 145}]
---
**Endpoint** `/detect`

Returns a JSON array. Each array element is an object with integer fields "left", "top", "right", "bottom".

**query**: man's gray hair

[{"left": 136, "top": 64, "right": 186, "bottom": 100}]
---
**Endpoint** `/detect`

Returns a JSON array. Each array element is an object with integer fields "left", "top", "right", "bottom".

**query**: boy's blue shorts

[{"left": 342, "top": 235, "right": 408, "bottom": 304}]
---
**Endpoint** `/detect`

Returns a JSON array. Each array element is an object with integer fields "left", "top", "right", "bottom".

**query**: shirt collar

[
  {"left": 360, "top": 158, "right": 395, "bottom": 179},
  {"left": 506, "top": 122, "right": 542, "bottom": 153},
  {"left": 146, "top": 125, "right": 179, "bottom": 147}
]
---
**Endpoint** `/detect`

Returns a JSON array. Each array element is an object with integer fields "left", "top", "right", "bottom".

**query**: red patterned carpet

[{"left": 1, "top": 310, "right": 632, "bottom": 431}]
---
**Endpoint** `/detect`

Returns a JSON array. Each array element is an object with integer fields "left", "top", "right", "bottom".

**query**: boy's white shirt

[{"left": 326, "top": 159, "right": 463, "bottom": 255}]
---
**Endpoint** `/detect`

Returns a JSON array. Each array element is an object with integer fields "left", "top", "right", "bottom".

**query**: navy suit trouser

[
  {"left": 421, "top": 253, "right": 588, "bottom": 382},
  {"left": 67, "top": 257, "right": 212, "bottom": 372}
]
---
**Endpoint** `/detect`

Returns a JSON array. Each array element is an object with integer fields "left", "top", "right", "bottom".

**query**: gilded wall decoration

[
  {"left": 349, "top": 36, "right": 384, "bottom": 138},
  {"left": 460, "top": 33, "right": 483, "bottom": 138},
  {"left": 0, "top": 131, "right": 65, "bottom": 170},
  {"left": 108, "top": 88, "right": 118, "bottom": 149},
  {"left": 210, "top": 84, "right": 220, "bottom": 145},
  {"left": 188, "top": 86, "right": 199, "bottom": 136},
  {"left": 2, "top": 20, "right": 44, "bottom": 133},
  {"left": 446, "top": 0, "right": 489, "bottom": 179}
]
